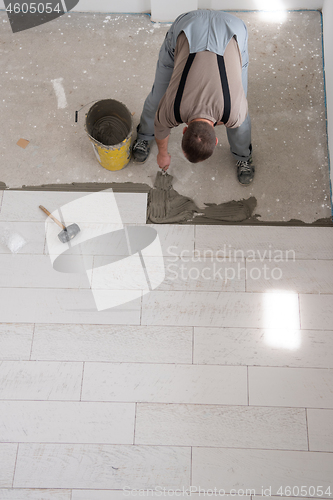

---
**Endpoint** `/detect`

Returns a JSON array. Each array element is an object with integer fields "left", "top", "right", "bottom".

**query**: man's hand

[
  {"left": 157, "top": 152, "right": 171, "bottom": 171},
  {"left": 155, "top": 136, "right": 171, "bottom": 171}
]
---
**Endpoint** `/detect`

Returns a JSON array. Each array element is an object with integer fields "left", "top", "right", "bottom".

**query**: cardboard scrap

[{"left": 17, "top": 138, "right": 30, "bottom": 149}]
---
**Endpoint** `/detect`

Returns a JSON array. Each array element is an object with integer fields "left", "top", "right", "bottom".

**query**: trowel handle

[{"left": 39, "top": 205, "right": 65, "bottom": 230}]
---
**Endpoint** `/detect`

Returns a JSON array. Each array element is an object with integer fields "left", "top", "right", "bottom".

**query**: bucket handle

[{"left": 75, "top": 100, "right": 100, "bottom": 123}]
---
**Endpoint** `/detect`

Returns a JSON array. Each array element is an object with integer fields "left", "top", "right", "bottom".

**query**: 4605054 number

[
  {"left": 277, "top": 486, "right": 332, "bottom": 497},
  {"left": 6, "top": 3, "right": 62, "bottom": 14}
]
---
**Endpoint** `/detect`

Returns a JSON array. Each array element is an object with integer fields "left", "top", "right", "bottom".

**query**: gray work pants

[{"left": 137, "top": 11, "right": 252, "bottom": 162}]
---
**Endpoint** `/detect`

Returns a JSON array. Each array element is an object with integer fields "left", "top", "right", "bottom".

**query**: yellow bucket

[{"left": 85, "top": 99, "right": 133, "bottom": 171}]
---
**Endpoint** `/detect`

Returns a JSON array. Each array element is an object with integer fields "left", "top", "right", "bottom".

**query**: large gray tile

[
  {"left": 0, "top": 444, "right": 18, "bottom": 488},
  {"left": 0, "top": 324, "right": 34, "bottom": 361},
  {"left": 142, "top": 291, "right": 282, "bottom": 328},
  {"left": 0, "top": 361, "right": 82, "bottom": 401},
  {"left": 31, "top": 324, "right": 192, "bottom": 363},
  {"left": 192, "top": 448, "right": 333, "bottom": 494},
  {"left": 300, "top": 294, "right": 333, "bottom": 330},
  {"left": 14, "top": 444, "right": 190, "bottom": 489},
  {"left": 307, "top": 409, "right": 333, "bottom": 452},
  {"left": 135, "top": 404, "right": 308, "bottom": 450},
  {"left": 0, "top": 222, "right": 45, "bottom": 254},
  {"left": 246, "top": 260, "right": 333, "bottom": 293},
  {"left": 81, "top": 363, "right": 247, "bottom": 405},
  {"left": 0, "top": 255, "right": 92, "bottom": 288},
  {"left": 249, "top": 367, "right": 333, "bottom": 408},
  {"left": 0, "top": 490, "right": 71, "bottom": 500},
  {"left": 0, "top": 191, "right": 147, "bottom": 224},
  {"left": 0, "top": 288, "right": 141, "bottom": 325},
  {"left": 0, "top": 401, "right": 135, "bottom": 444},
  {"left": 195, "top": 227, "right": 333, "bottom": 260},
  {"left": 193, "top": 327, "right": 333, "bottom": 368}
]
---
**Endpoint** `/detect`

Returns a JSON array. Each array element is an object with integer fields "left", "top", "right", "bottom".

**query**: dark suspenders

[
  {"left": 216, "top": 54, "right": 231, "bottom": 125},
  {"left": 174, "top": 53, "right": 196, "bottom": 124},
  {"left": 174, "top": 53, "right": 231, "bottom": 126}
]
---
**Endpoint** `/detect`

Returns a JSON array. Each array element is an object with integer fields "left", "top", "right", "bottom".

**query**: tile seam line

[
  {"left": 305, "top": 407, "right": 310, "bottom": 451},
  {"left": 28, "top": 324, "right": 35, "bottom": 361},
  {"left": 79, "top": 362, "right": 85, "bottom": 401},
  {"left": 11, "top": 443, "right": 19, "bottom": 488},
  {"left": 7, "top": 325, "right": 333, "bottom": 331},
  {"left": 2, "top": 400, "right": 330, "bottom": 411},
  {"left": 0, "top": 401, "right": 315, "bottom": 409},
  {"left": 5, "top": 443, "right": 332, "bottom": 453},
  {"left": 2, "top": 323, "right": 332, "bottom": 331},
  {"left": 21, "top": 362, "right": 333, "bottom": 368}
]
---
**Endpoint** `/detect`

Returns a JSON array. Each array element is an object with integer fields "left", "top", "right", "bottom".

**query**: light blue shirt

[{"left": 166, "top": 10, "right": 248, "bottom": 63}]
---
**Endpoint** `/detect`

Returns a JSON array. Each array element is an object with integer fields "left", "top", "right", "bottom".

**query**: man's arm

[{"left": 156, "top": 136, "right": 171, "bottom": 171}]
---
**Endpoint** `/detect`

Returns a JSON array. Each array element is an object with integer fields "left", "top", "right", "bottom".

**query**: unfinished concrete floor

[{"left": 0, "top": 9, "right": 331, "bottom": 223}]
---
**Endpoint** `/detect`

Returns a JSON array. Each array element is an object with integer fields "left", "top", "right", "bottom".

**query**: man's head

[{"left": 182, "top": 120, "right": 218, "bottom": 163}]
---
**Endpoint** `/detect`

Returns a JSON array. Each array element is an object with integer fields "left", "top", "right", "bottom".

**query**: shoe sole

[
  {"left": 238, "top": 178, "right": 254, "bottom": 186},
  {"left": 132, "top": 156, "right": 149, "bottom": 164}
]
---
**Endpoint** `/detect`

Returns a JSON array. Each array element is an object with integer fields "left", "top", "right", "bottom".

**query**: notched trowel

[{"left": 39, "top": 205, "right": 80, "bottom": 243}]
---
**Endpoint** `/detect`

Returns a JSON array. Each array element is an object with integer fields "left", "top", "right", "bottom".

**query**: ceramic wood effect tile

[
  {"left": 142, "top": 291, "right": 268, "bottom": 328},
  {"left": 0, "top": 255, "right": 92, "bottom": 289},
  {"left": 0, "top": 401, "right": 135, "bottom": 444},
  {"left": 193, "top": 327, "right": 333, "bottom": 368},
  {"left": 0, "top": 444, "right": 17, "bottom": 488},
  {"left": 246, "top": 260, "right": 333, "bottom": 293},
  {"left": 0, "top": 324, "right": 34, "bottom": 361},
  {"left": 91, "top": 254, "right": 154, "bottom": 292},
  {"left": 31, "top": 324, "right": 192, "bottom": 363},
  {"left": 307, "top": 409, "right": 333, "bottom": 452},
  {"left": 0, "top": 288, "right": 141, "bottom": 325},
  {"left": 249, "top": 367, "right": 333, "bottom": 408},
  {"left": 91, "top": 257, "right": 245, "bottom": 293},
  {"left": 0, "top": 222, "right": 45, "bottom": 254},
  {"left": 14, "top": 444, "right": 191, "bottom": 489},
  {"left": 192, "top": 447, "right": 333, "bottom": 494},
  {"left": 0, "top": 191, "right": 147, "bottom": 224},
  {"left": 135, "top": 404, "right": 308, "bottom": 450},
  {"left": 81, "top": 363, "right": 247, "bottom": 405},
  {"left": 158, "top": 258, "right": 246, "bottom": 292},
  {"left": 145, "top": 225, "right": 195, "bottom": 256},
  {"left": 0, "top": 361, "right": 82, "bottom": 401},
  {"left": 195, "top": 226, "right": 333, "bottom": 260},
  {"left": 300, "top": 294, "right": 333, "bottom": 330},
  {"left": 0, "top": 490, "right": 71, "bottom": 500}
]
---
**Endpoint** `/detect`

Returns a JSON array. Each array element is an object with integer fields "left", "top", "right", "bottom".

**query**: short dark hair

[{"left": 181, "top": 121, "right": 216, "bottom": 163}]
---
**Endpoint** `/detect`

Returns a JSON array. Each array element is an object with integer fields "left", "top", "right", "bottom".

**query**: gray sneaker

[
  {"left": 132, "top": 139, "right": 150, "bottom": 163},
  {"left": 236, "top": 157, "right": 255, "bottom": 185}
]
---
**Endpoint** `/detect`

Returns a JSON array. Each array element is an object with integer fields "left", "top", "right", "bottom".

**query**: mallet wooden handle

[{"left": 39, "top": 205, "right": 65, "bottom": 230}]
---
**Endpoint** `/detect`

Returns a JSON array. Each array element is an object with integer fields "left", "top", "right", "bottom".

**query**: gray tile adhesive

[{"left": 147, "top": 171, "right": 258, "bottom": 224}]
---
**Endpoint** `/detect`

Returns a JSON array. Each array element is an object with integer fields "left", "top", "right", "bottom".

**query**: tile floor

[{"left": 0, "top": 189, "right": 333, "bottom": 499}]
